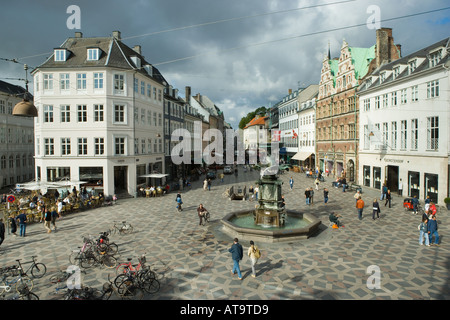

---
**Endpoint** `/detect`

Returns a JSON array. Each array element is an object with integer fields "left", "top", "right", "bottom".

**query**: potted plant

[{"left": 444, "top": 197, "right": 450, "bottom": 210}]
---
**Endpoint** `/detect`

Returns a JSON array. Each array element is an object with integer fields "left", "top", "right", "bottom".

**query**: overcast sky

[{"left": 1, "top": 0, "right": 449, "bottom": 128}]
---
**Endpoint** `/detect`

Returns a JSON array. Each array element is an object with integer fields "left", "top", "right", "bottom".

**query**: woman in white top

[{"left": 247, "top": 240, "right": 259, "bottom": 278}]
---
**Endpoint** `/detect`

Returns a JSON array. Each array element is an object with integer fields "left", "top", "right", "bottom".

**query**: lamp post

[{"left": 12, "top": 64, "right": 38, "bottom": 117}]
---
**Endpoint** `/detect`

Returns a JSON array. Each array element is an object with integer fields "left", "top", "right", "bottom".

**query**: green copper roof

[{"left": 348, "top": 45, "right": 376, "bottom": 79}]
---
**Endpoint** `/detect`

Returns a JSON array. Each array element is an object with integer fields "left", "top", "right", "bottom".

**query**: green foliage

[{"left": 238, "top": 106, "right": 267, "bottom": 130}]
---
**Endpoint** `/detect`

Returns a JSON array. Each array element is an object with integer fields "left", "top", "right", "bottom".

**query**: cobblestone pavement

[{"left": 1, "top": 167, "right": 449, "bottom": 300}]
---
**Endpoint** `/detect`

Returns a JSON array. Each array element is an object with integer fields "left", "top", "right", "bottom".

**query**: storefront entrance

[
  {"left": 114, "top": 166, "right": 128, "bottom": 194},
  {"left": 386, "top": 165, "right": 399, "bottom": 192}
]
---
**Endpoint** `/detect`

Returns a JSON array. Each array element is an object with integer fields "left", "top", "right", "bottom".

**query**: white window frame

[
  {"left": 43, "top": 74, "right": 53, "bottom": 90},
  {"left": 60, "top": 105, "right": 70, "bottom": 123},
  {"left": 114, "top": 136, "right": 126, "bottom": 155},
  {"left": 94, "top": 73, "right": 104, "bottom": 89},
  {"left": 427, "top": 80, "right": 439, "bottom": 98},
  {"left": 87, "top": 48, "right": 100, "bottom": 61},
  {"left": 43, "top": 105, "right": 53, "bottom": 123},
  {"left": 78, "top": 138, "right": 88, "bottom": 156},
  {"left": 94, "top": 105, "right": 104, "bottom": 122},
  {"left": 114, "top": 74, "right": 125, "bottom": 95},
  {"left": 44, "top": 138, "right": 54, "bottom": 155},
  {"left": 113, "top": 104, "right": 127, "bottom": 124},
  {"left": 54, "top": 49, "right": 67, "bottom": 62},
  {"left": 77, "top": 105, "right": 87, "bottom": 123},
  {"left": 427, "top": 116, "right": 439, "bottom": 151},
  {"left": 411, "top": 119, "right": 418, "bottom": 151},
  {"left": 60, "top": 73, "right": 70, "bottom": 91},
  {"left": 77, "top": 73, "right": 87, "bottom": 90},
  {"left": 94, "top": 137, "right": 104, "bottom": 155},
  {"left": 61, "top": 138, "right": 71, "bottom": 155}
]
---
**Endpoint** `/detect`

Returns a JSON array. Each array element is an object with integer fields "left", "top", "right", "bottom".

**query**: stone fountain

[{"left": 220, "top": 162, "right": 321, "bottom": 243}]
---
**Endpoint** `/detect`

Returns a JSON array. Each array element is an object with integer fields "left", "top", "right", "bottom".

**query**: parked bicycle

[
  {"left": 1, "top": 284, "right": 39, "bottom": 300},
  {"left": 109, "top": 220, "right": 134, "bottom": 235},
  {"left": 0, "top": 270, "right": 34, "bottom": 295},
  {"left": 15, "top": 256, "right": 47, "bottom": 279},
  {"left": 69, "top": 236, "right": 117, "bottom": 269}
]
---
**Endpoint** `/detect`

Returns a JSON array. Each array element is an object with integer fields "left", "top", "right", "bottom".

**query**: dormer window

[
  {"left": 87, "top": 48, "right": 100, "bottom": 61},
  {"left": 429, "top": 49, "right": 442, "bottom": 67},
  {"left": 380, "top": 72, "right": 386, "bottom": 82},
  {"left": 408, "top": 59, "right": 417, "bottom": 74},
  {"left": 393, "top": 66, "right": 400, "bottom": 79},
  {"left": 54, "top": 49, "right": 68, "bottom": 62}
]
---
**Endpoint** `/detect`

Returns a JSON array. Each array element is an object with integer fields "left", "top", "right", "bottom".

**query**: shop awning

[
  {"left": 139, "top": 174, "right": 169, "bottom": 178},
  {"left": 291, "top": 152, "right": 312, "bottom": 161}
]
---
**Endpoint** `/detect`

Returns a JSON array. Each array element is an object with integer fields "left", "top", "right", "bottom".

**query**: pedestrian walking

[
  {"left": 354, "top": 190, "right": 361, "bottom": 203},
  {"left": 305, "top": 188, "right": 310, "bottom": 205},
  {"left": 197, "top": 204, "right": 208, "bottom": 226},
  {"left": 247, "top": 240, "right": 260, "bottom": 278},
  {"left": 372, "top": 199, "right": 380, "bottom": 220},
  {"left": 385, "top": 190, "right": 392, "bottom": 208},
  {"left": 229, "top": 238, "right": 243, "bottom": 280},
  {"left": 254, "top": 185, "right": 259, "bottom": 201},
  {"left": 51, "top": 206, "right": 60, "bottom": 231},
  {"left": 220, "top": 172, "right": 224, "bottom": 183},
  {"left": 289, "top": 177, "right": 294, "bottom": 190},
  {"left": 356, "top": 196, "right": 365, "bottom": 220},
  {"left": 43, "top": 207, "right": 52, "bottom": 233},
  {"left": 9, "top": 214, "right": 17, "bottom": 236},
  {"left": 0, "top": 218, "right": 5, "bottom": 248},
  {"left": 207, "top": 179, "right": 212, "bottom": 191},
  {"left": 16, "top": 211, "right": 27, "bottom": 237},
  {"left": 203, "top": 178, "right": 208, "bottom": 191},
  {"left": 309, "top": 187, "right": 314, "bottom": 205},
  {"left": 412, "top": 195, "right": 419, "bottom": 215},
  {"left": 428, "top": 214, "right": 439, "bottom": 246},
  {"left": 323, "top": 188, "right": 329, "bottom": 204},
  {"left": 314, "top": 178, "right": 320, "bottom": 190},
  {"left": 419, "top": 217, "right": 430, "bottom": 246}
]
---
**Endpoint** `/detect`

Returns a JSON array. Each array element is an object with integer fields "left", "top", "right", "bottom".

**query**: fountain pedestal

[{"left": 253, "top": 174, "right": 286, "bottom": 227}]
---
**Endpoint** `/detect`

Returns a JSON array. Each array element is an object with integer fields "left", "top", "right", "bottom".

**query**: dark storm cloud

[{"left": 1, "top": 0, "right": 449, "bottom": 128}]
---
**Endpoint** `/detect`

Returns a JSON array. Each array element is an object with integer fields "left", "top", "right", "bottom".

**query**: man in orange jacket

[{"left": 356, "top": 196, "right": 365, "bottom": 220}]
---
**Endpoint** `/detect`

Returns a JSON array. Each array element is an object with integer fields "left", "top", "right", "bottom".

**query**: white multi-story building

[
  {"left": 0, "top": 80, "right": 35, "bottom": 189},
  {"left": 292, "top": 84, "right": 319, "bottom": 168},
  {"left": 32, "top": 31, "right": 166, "bottom": 197},
  {"left": 358, "top": 37, "right": 450, "bottom": 205},
  {"left": 278, "top": 89, "right": 300, "bottom": 163}
]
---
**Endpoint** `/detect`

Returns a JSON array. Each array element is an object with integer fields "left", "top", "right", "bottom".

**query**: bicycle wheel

[
  {"left": 80, "top": 252, "right": 96, "bottom": 269},
  {"left": 101, "top": 254, "right": 117, "bottom": 269},
  {"left": 0, "top": 280, "right": 8, "bottom": 295},
  {"left": 113, "top": 274, "right": 128, "bottom": 288},
  {"left": 31, "top": 263, "right": 47, "bottom": 278},
  {"left": 140, "top": 273, "right": 160, "bottom": 294},
  {"left": 21, "top": 292, "right": 39, "bottom": 300},
  {"left": 69, "top": 251, "right": 80, "bottom": 266},
  {"left": 117, "top": 279, "right": 144, "bottom": 300},
  {"left": 205, "top": 212, "right": 210, "bottom": 223},
  {"left": 115, "top": 263, "right": 132, "bottom": 276},
  {"left": 121, "top": 224, "right": 133, "bottom": 235},
  {"left": 15, "top": 277, "right": 34, "bottom": 294}
]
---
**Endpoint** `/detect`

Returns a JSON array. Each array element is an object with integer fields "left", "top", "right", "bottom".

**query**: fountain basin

[{"left": 221, "top": 209, "right": 321, "bottom": 243}]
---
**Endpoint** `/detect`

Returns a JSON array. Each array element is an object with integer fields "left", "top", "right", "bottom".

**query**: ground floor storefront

[{"left": 358, "top": 153, "right": 449, "bottom": 205}]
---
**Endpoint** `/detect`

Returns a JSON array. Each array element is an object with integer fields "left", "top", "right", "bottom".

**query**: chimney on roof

[
  {"left": 112, "top": 31, "right": 121, "bottom": 41},
  {"left": 375, "top": 28, "right": 400, "bottom": 68},
  {"left": 185, "top": 86, "right": 191, "bottom": 103},
  {"left": 288, "top": 89, "right": 292, "bottom": 95},
  {"left": 133, "top": 45, "right": 141, "bottom": 55},
  {"left": 75, "top": 32, "right": 83, "bottom": 38}
]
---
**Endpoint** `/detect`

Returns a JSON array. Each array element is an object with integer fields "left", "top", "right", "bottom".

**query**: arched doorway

[{"left": 347, "top": 160, "right": 355, "bottom": 182}]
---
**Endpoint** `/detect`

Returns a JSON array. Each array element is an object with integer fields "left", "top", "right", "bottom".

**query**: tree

[{"left": 238, "top": 106, "right": 267, "bottom": 130}]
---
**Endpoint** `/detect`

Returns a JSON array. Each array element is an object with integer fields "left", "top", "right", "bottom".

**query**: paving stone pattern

[{"left": 1, "top": 168, "right": 449, "bottom": 300}]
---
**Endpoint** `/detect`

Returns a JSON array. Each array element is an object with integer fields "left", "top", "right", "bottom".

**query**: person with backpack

[{"left": 248, "top": 240, "right": 260, "bottom": 278}]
